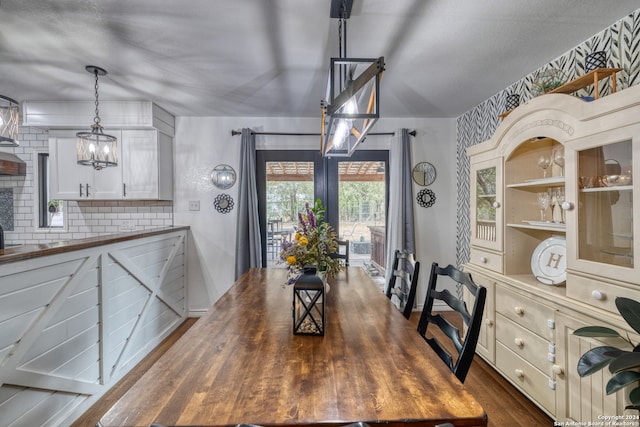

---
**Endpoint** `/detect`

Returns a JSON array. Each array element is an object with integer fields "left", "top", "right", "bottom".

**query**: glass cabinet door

[
  {"left": 470, "top": 158, "right": 502, "bottom": 251},
  {"left": 578, "top": 140, "right": 633, "bottom": 266},
  {"left": 567, "top": 137, "right": 638, "bottom": 281}
]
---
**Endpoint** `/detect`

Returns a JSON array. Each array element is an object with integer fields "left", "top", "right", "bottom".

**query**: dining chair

[
  {"left": 417, "top": 262, "right": 486, "bottom": 383},
  {"left": 330, "top": 239, "right": 350, "bottom": 266},
  {"left": 385, "top": 249, "right": 420, "bottom": 319},
  {"left": 267, "top": 219, "right": 283, "bottom": 259}
]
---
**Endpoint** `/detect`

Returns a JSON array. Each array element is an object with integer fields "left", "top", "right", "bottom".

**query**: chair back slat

[
  {"left": 385, "top": 249, "right": 420, "bottom": 319},
  {"left": 417, "top": 262, "right": 487, "bottom": 383}
]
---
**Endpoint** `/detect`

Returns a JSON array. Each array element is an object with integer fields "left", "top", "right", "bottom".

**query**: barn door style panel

[{"left": 0, "top": 230, "right": 187, "bottom": 427}]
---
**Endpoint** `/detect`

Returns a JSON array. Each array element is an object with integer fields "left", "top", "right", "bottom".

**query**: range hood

[{"left": 0, "top": 152, "right": 26, "bottom": 176}]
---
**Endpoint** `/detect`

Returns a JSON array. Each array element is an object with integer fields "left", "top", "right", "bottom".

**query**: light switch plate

[{"left": 189, "top": 200, "right": 200, "bottom": 211}]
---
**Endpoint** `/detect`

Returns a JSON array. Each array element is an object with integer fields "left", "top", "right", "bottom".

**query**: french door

[{"left": 256, "top": 150, "right": 388, "bottom": 268}]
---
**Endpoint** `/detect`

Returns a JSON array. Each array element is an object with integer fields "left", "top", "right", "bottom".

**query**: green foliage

[{"left": 573, "top": 297, "right": 640, "bottom": 409}]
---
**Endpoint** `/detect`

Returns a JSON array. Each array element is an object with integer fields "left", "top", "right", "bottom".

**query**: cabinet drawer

[
  {"left": 566, "top": 272, "right": 638, "bottom": 315},
  {"left": 470, "top": 247, "right": 503, "bottom": 273},
  {"left": 495, "top": 286, "right": 555, "bottom": 340},
  {"left": 496, "top": 313, "right": 551, "bottom": 372},
  {"left": 496, "top": 342, "right": 555, "bottom": 414}
]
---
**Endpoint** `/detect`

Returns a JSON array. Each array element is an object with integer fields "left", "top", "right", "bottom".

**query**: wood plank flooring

[{"left": 74, "top": 313, "right": 554, "bottom": 427}]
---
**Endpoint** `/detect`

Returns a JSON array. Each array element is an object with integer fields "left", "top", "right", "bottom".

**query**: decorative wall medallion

[
  {"left": 416, "top": 188, "right": 436, "bottom": 208},
  {"left": 211, "top": 164, "right": 237, "bottom": 189},
  {"left": 214, "top": 194, "right": 234, "bottom": 214},
  {"left": 412, "top": 162, "right": 437, "bottom": 186}
]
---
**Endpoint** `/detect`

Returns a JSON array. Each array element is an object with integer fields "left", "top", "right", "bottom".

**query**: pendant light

[
  {"left": 76, "top": 65, "right": 118, "bottom": 170},
  {"left": 320, "top": 0, "right": 384, "bottom": 157},
  {"left": 0, "top": 95, "right": 20, "bottom": 147}
]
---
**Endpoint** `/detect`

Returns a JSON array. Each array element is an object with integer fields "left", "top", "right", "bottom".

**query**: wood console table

[{"left": 100, "top": 268, "right": 487, "bottom": 426}]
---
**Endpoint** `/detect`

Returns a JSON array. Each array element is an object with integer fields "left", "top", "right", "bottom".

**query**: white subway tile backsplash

[{"left": 1, "top": 125, "right": 174, "bottom": 246}]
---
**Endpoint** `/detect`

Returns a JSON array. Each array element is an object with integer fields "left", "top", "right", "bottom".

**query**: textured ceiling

[{"left": 0, "top": 0, "right": 638, "bottom": 118}]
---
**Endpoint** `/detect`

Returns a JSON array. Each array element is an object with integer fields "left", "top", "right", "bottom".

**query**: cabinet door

[
  {"left": 121, "top": 130, "right": 159, "bottom": 199},
  {"left": 467, "top": 273, "right": 495, "bottom": 363},
  {"left": 555, "top": 312, "right": 629, "bottom": 422},
  {"left": 564, "top": 130, "right": 639, "bottom": 285},
  {"left": 49, "top": 132, "right": 93, "bottom": 200},
  {"left": 91, "top": 130, "right": 123, "bottom": 199},
  {"left": 470, "top": 158, "right": 503, "bottom": 251}
]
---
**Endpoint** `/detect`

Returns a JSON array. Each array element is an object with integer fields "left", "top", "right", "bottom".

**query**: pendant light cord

[{"left": 93, "top": 70, "right": 101, "bottom": 126}]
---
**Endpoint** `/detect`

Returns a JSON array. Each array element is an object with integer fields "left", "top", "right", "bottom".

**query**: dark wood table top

[{"left": 99, "top": 268, "right": 487, "bottom": 427}]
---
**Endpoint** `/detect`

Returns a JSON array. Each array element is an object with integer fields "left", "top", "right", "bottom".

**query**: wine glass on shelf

[
  {"left": 548, "top": 189, "right": 557, "bottom": 222},
  {"left": 555, "top": 187, "right": 566, "bottom": 223},
  {"left": 552, "top": 146, "right": 565, "bottom": 176},
  {"left": 538, "top": 155, "right": 551, "bottom": 178},
  {"left": 537, "top": 192, "right": 551, "bottom": 222}
]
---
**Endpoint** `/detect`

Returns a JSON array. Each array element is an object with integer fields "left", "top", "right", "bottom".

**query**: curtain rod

[{"left": 230, "top": 129, "right": 417, "bottom": 137}]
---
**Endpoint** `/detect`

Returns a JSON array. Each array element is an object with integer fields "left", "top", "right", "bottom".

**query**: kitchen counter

[
  {"left": 0, "top": 225, "right": 189, "bottom": 264},
  {"left": 0, "top": 226, "right": 188, "bottom": 426}
]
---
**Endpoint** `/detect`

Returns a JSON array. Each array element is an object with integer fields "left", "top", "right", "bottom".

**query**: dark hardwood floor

[{"left": 74, "top": 313, "right": 554, "bottom": 427}]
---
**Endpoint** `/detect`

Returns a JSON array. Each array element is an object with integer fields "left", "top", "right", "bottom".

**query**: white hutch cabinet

[{"left": 465, "top": 84, "right": 640, "bottom": 422}]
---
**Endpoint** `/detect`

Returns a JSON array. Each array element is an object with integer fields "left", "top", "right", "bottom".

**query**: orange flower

[{"left": 286, "top": 255, "right": 297, "bottom": 265}]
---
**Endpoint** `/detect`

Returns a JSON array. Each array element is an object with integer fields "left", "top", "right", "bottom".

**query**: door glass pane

[
  {"left": 265, "top": 161, "right": 314, "bottom": 267},
  {"left": 577, "top": 140, "right": 633, "bottom": 267},
  {"left": 338, "top": 161, "right": 386, "bottom": 274},
  {"left": 476, "top": 166, "right": 497, "bottom": 242}
]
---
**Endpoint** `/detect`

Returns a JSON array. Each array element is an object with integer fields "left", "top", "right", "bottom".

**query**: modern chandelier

[
  {"left": 320, "top": 0, "right": 384, "bottom": 157},
  {"left": 76, "top": 65, "right": 118, "bottom": 170},
  {"left": 0, "top": 95, "right": 20, "bottom": 147}
]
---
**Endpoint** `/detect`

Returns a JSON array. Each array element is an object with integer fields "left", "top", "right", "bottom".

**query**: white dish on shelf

[{"left": 531, "top": 236, "right": 566, "bottom": 286}]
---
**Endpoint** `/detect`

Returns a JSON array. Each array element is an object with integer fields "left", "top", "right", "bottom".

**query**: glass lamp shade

[
  {"left": 76, "top": 124, "right": 118, "bottom": 170},
  {"left": 0, "top": 95, "right": 20, "bottom": 147}
]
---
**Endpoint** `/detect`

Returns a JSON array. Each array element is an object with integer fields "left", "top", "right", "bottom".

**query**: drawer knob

[
  {"left": 552, "top": 364, "right": 564, "bottom": 375},
  {"left": 561, "top": 201, "right": 574, "bottom": 211},
  {"left": 479, "top": 256, "right": 488, "bottom": 264},
  {"left": 591, "top": 290, "right": 606, "bottom": 301},
  {"left": 514, "top": 338, "right": 524, "bottom": 348},
  {"left": 514, "top": 306, "right": 525, "bottom": 315},
  {"left": 492, "top": 201, "right": 501, "bottom": 209},
  {"left": 515, "top": 369, "right": 525, "bottom": 379},
  {"left": 485, "top": 319, "right": 494, "bottom": 327}
]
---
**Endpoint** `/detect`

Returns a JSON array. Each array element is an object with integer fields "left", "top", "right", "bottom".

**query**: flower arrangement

[{"left": 279, "top": 199, "right": 342, "bottom": 285}]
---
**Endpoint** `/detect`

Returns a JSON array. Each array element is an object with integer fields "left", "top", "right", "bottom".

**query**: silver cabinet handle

[
  {"left": 123, "top": 183, "right": 127, "bottom": 197},
  {"left": 86, "top": 183, "right": 90, "bottom": 197},
  {"left": 80, "top": 183, "right": 84, "bottom": 197}
]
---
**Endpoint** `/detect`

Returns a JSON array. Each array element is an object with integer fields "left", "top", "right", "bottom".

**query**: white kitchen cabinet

[
  {"left": 49, "top": 129, "right": 173, "bottom": 200},
  {"left": 464, "top": 84, "right": 640, "bottom": 420},
  {"left": 121, "top": 130, "right": 173, "bottom": 200},
  {"left": 49, "top": 130, "right": 123, "bottom": 200}
]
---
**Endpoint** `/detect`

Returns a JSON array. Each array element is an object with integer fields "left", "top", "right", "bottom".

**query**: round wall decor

[
  {"left": 211, "top": 164, "right": 237, "bottom": 189},
  {"left": 416, "top": 188, "right": 436, "bottom": 208},
  {"left": 214, "top": 193, "right": 234, "bottom": 213},
  {"left": 412, "top": 162, "right": 437, "bottom": 186}
]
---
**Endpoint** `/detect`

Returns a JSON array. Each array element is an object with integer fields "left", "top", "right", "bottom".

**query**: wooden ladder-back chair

[
  {"left": 385, "top": 249, "right": 420, "bottom": 319},
  {"left": 417, "top": 262, "right": 486, "bottom": 383},
  {"left": 330, "top": 239, "right": 350, "bottom": 266}
]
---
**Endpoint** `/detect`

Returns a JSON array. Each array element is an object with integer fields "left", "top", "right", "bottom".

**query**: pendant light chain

[{"left": 93, "top": 69, "right": 101, "bottom": 126}]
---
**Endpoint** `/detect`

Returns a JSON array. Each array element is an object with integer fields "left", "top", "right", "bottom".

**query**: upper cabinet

[
  {"left": 37, "top": 101, "right": 174, "bottom": 201},
  {"left": 49, "top": 129, "right": 173, "bottom": 201}
]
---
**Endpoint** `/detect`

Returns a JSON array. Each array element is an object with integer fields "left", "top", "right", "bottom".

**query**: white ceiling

[{"left": 1, "top": 0, "right": 638, "bottom": 118}]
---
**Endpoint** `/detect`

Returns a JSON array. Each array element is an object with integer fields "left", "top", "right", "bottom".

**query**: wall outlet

[{"left": 189, "top": 200, "right": 200, "bottom": 211}]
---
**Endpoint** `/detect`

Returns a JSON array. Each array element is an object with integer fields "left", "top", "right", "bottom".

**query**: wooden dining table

[{"left": 99, "top": 267, "right": 487, "bottom": 427}]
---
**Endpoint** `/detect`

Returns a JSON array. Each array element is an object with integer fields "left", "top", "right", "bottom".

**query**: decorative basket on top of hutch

[{"left": 465, "top": 83, "right": 640, "bottom": 422}]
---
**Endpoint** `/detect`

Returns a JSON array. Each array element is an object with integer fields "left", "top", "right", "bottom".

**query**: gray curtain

[
  {"left": 234, "top": 128, "right": 262, "bottom": 280},
  {"left": 384, "top": 128, "right": 415, "bottom": 294}
]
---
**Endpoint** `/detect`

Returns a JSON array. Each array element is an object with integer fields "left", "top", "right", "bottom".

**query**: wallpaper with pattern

[{"left": 456, "top": 9, "right": 640, "bottom": 266}]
